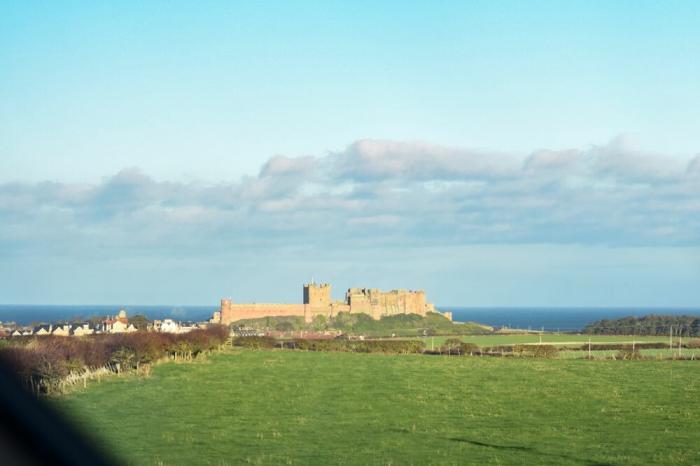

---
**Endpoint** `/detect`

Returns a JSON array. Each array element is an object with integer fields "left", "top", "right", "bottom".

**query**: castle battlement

[{"left": 216, "top": 283, "right": 443, "bottom": 325}]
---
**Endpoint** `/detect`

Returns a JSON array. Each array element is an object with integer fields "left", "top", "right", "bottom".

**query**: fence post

[{"left": 588, "top": 338, "right": 591, "bottom": 360}]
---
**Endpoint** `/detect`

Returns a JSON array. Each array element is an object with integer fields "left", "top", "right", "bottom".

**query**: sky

[{"left": 1, "top": 1, "right": 699, "bottom": 306}]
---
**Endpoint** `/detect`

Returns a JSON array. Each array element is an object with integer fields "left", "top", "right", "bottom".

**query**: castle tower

[{"left": 303, "top": 282, "right": 331, "bottom": 308}]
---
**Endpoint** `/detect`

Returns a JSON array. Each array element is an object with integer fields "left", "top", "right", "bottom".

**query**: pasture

[
  {"left": 414, "top": 333, "right": 674, "bottom": 348},
  {"left": 55, "top": 348, "right": 700, "bottom": 465},
  {"left": 417, "top": 334, "right": 700, "bottom": 359}
]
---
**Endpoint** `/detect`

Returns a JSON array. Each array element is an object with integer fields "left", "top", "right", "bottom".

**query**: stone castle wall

[
  {"left": 218, "top": 283, "right": 445, "bottom": 325},
  {"left": 219, "top": 301, "right": 307, "bottom": 325},
  {"left": 346, "top": 288, "right": 426, "bottom": 319}
]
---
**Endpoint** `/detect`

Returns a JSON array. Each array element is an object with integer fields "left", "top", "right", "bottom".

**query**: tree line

[
  {"left": 232, "top": 336, "right": 564, "bottom": 358},
  {"left": 583, "top": 315, "right": 700, "bottom": 336}
]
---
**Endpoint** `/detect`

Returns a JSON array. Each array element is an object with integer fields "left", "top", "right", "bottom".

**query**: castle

[{"left": 214, "top": 283, "right": 450, "bottom": 325}]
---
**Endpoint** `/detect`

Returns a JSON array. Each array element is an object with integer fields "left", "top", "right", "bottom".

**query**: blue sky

[{"left": 1, "top": 1, "right": 699, "bottom": 306}]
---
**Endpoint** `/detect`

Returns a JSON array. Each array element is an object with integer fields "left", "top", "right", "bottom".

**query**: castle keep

[{"left": 216, "top": 283, "right": 447, "bottom": 325}]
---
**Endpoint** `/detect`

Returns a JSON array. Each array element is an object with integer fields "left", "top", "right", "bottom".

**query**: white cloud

[
  {"left": 332, "top": 139, "right": 518, "bottom": 180},
  {"left": 523, "top": 149, "right": 584, "bottom": 172},
  {"left": 687, "top": 155, "right": 700, "bottom": 174},
  {"left": 0, "top": 136, "right": 698, "bottom": 264},
  {"left": 259, "top": 155, "right": 317, "bottom": 178}
]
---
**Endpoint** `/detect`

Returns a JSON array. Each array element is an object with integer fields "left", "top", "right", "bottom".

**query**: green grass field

[
  {"left": 556, "top": 348, "right": 700, "bottom": 359},
  {"left": 56, "top": 349, "right": 700, "bottom": 465}
]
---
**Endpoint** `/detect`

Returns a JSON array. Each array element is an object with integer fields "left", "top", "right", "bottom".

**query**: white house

[
  {"left": 33, "top": 325, "right": 52, "bottom": 336},
  {"left": 110, "top": 320, "right": 129, "bottom": 333},
  {"left": 179, "top": 322, "right": 198, "bottom": 333},
  {"left": 71, "top": 323, "right": 94, "bottom": 336},
  {"left": 102, "top": 310, "right": 137, "bottom": 334},
  {"left": 52, "top": 324, "right": 71, "bottom": 336},
  {"left": 160, "top": 319, "right": 181, "bottom": 333}
]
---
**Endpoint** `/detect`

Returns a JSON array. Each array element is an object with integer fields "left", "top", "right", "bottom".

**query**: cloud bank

[{"left": 1, "top": 137, "right": 699, "bottom": 263}]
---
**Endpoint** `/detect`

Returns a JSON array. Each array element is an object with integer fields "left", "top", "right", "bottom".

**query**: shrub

[
  {"left": 459, "top": 342, "right": 480, "bottom": 355},
  {"left": 616, "top": 348, "right": 644, "bottom": 360},
  {"left": 441, "top": 338, "right": 463, "bottom": 354},
  {"left": 275, "top": 321, "right": 295, "bottom": 332},
  {"left": 532, "top": 345, "right": 559, "bottom": 359},
  {"left": 0, "top": 346, "right": 68, "bottom": 394},
  {"left": 110, "top": 347, "right": 137, "bottom": 372},
  {"left": 233, "top": 336, "right": 277, "bottom": 349},
  {"left": 685, "top": 339, "right": 700, "bottom": 349},
  {"left": 576, "top": 342, "right": 667, "bottom": 351},
  {"left": 482, "top": 345, "right": 513, "bottom": 354},
  {"left": 290, "top": 339, "right": 424, "bottom": 354},
  {"left": 507, "top": 344, "right": 558, "bottom": 358}
]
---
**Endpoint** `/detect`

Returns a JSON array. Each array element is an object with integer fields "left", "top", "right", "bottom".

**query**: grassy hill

[
  {"left": 232, "top": 311, "right": 491, "bottom": 337},
  {"left": 55, "top": 349, "right": 700, "bottom": 465}
]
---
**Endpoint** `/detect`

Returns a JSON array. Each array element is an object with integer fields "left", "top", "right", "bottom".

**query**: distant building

[
  {"left": 33, "top": 325, "right": 52, "bottom": 336},
  {"left": 179, "top": 322, "right": 198, "bottom": 333},
  {"left": 11, "top": 323, "right": 96, "bottom": 337},
  {"left": 101, "top": 310, "right": 137, "bottom": 334},
  {"left": 0, "top": 321, "right": 17, "bottom": 334},
  {"left": 216, "top": 282, "right": 450, "bottom": 325},
  {"left": 160, "top": 319, "right": 180, "bottom": 333},
  {"left": 154, "top": 319, "right": 198, "bottom": 334},
  {"left": 71, "top": 323, "right": 94, "bottom": 336},
  {"left": 51, "top": 324, "right": 71, "bottom": 336}
]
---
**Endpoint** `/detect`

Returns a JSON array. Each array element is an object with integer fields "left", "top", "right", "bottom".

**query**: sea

[
  {"left": 1, "top": 304, "right": 698, "bottom": 332},
  {"left": 448, "top": 307, "right": 700, "bottom": 332}
]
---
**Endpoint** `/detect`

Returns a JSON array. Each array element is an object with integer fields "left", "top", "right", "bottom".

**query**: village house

[
  {"left": 0, "top": 321, "right": 17, "bottom": 334},
  {"left": 159, "top": 319, "right": 181, "bottom": 333},
  {"left": 101, "top": 310, "right": 137, "bottom": 334},
  {"left": 33, "top": 325, "right": 52, "bottom": 336},
  {"left": 179, "top": 321, "right": 199, "bottom": 333},
  {"left": 5, "top": 310, "right": 168, "bottom": 338},
  {"left": 152, "top": 319, "right": 200, "bottom": 334},
  {"left": 71, "top": 323, "right": 94, "bottom": 336},
  {"left": 51, "top": 324, "right": 72, "bottom": 336},
  {"left": 103, "top": 318, "right": 126, "bottom": 333}
]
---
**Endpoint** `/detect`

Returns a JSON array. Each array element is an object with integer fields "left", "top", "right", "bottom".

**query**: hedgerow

[
  {"left": 616, "top": 348, "right": 645, "bottom": 360},
  {"left": 289, "top": 339, "right": 424, "bottom": 354},
  {"left": 574, "top": 342, "right": 668, "bottom": 351},
  {"left": 232, "top": 336, "right": 277, "bottom": 349},
  {"left": 485, "top": 345, "right": 559, "bottom": 358},
  {"left": 0, "top": 325, "right": 228, "bottom": 394}
]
